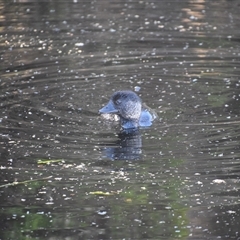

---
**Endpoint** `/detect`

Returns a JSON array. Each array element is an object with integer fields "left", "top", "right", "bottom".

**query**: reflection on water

[
  {"left": 1, "top": 0, "right": 240, "bottom": 239},
  {"left": 102, "top": 129, "right": 142, "bottom": 161}
]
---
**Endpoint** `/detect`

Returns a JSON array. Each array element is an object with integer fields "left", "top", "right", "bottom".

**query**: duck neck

[{"left": 120, "top": 117, "right": 139, "bottom": 129}]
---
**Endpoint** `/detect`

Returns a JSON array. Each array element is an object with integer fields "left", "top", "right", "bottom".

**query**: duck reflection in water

[
  {"left": 103, "top": 129, "right": 142, "bottom": 160},
  {"left": 99, "top": 90, "right": 157, "bottom": 160}
]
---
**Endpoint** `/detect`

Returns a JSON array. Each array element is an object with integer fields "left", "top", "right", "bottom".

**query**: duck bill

[{"left": 99, "top": 100, "right": 118, "bottom": 114}]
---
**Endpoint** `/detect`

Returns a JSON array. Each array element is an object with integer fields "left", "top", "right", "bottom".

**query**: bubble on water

[
  {"left": 75, "top": 42, "right": 84, "bottom": 47},
  {"left": 97, "top": 210, "right": 107, "bottom": 216},
  {"left": 212, "top": 179, "right": 226, "bottom": 184},
  {"left": 134, "top": 86, "right": 141, "bottom": 92}
]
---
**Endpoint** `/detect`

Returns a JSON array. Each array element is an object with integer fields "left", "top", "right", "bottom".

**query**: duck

[{"left": 99, "top": 90, "right": 157, "bottom": 129}]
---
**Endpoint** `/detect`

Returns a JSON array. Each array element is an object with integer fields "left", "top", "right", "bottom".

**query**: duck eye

[{"left": 115, "top": 99, "right": 121, "bottom": 105}]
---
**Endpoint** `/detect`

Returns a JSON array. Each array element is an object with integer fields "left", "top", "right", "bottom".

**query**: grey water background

[{"left": 0, "top": 0, "right": 240, "bottom": 239}]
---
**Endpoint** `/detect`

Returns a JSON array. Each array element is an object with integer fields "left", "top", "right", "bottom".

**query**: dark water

[{"left": 1, "top": 0, "right": 240, "bottom": 239}]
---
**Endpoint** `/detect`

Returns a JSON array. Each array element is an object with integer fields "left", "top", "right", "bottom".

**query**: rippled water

[{"left": 1, "top": 0, "right": 240, "bottom": 239}]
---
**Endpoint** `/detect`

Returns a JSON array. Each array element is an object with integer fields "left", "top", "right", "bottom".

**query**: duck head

[{"left": 99, "top": 90, "right": 142, "bottom": 129}]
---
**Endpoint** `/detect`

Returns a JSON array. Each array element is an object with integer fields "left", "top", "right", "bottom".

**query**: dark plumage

[{"left": 99, "top": 90, "right": 156, "bottom": 129}]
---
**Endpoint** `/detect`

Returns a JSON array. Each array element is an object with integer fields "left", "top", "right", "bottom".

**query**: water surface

[{"left": 1, "top": 0, "right": 240, "bottom": 239}]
